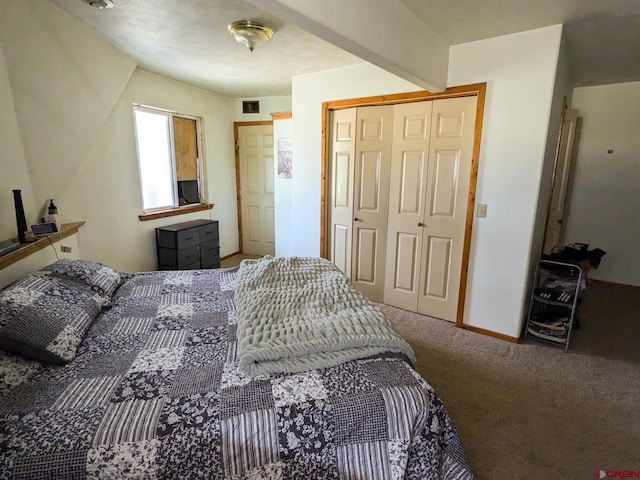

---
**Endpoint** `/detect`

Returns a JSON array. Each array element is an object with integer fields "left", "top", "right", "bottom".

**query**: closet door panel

[
  {"left": 393, "top": 232, "right": 419, "bottom": 292},
  {"left": 399, "top": 152, "right": 425, "bottom": 214},
  {"left": 418, "top": 96, "right": 477, "bottom": 321},
  {"left": 328, "top": 108, "right": 357, "bottom": 277},
  {"left": 357, "top": 151, "right": 382, "bottom": 211},
  {"left": 430, "top": 150, "right": 460, "bottom": 217},
  {"left": 384, "top": 101, "right": 433, "bottom": 310},
  {"left": 332, "top": 224, "right": 350, "bottom": 274},
  {"left": 422, "top": 235, "right": 452, "bottom": 299},
  {"left": 351, "top": 105, "right": 393, "bottom": 302},
  {"left": 334, "top": 153, "right": 352, "bottom": 208},
  {"left": 354, "top": 228, "right": 377, "bottom": 283}
]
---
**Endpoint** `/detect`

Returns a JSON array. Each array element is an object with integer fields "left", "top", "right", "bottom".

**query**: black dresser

[{"left": 155, "top": 219, "right": 220, "bottom": 270}]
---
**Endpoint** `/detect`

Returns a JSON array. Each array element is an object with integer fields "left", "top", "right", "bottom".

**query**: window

[{"left": 133, "top": 105, "right": 205, "bottom": 213}]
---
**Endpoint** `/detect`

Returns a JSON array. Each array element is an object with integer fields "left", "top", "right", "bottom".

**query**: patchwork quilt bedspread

[{"left": 0, "top": 268, "right": 473, "bottom": 479}]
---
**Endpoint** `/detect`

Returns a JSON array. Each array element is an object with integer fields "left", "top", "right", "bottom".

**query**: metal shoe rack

[{"left": 524, "top": 260, "right": 584, "bottom": 352}]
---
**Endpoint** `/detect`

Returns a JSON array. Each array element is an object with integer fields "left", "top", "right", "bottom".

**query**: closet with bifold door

[{"left": 327, "top": 95, "right": 477, "bottom": 322}]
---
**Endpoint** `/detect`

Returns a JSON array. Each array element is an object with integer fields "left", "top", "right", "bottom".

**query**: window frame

[{"left": 132, "top": 104, "right": 208, "bottom": 218}]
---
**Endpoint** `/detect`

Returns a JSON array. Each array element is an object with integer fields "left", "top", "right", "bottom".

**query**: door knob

[
  {"left": 418, "top": 222, "right": 425, "bottom": 227},
  {"left": 354, "top": 217, "right": 362, "bottom": 222}
]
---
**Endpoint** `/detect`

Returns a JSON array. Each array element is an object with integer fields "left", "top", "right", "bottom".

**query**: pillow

[
  {"left": 0, "top": 272, "right": 103, "bottom": 364},
  {"left": 40, "top": 259, "right": 123, "bottom": 299}
]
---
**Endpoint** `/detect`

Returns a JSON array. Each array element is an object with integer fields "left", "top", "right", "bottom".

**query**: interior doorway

[{"left": 234, "top": 122, "right": 276, "bottom": 256}]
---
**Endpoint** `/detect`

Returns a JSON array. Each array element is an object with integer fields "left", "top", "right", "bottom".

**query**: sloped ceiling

[{"left": 0, "top": 0, "right": 137, "bottom": 201}]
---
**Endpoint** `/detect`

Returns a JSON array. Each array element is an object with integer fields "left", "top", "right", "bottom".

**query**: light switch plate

[{"left": 477, "top": 204, "right": 487, "bottom": 218}]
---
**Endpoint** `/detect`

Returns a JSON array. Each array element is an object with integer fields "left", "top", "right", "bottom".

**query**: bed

[{"left": 0, "top": 256, "right": 473, "bottom": 479}]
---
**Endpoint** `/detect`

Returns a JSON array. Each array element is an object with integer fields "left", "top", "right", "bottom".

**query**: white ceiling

[
  {"left": 49, "top": 0, "right": 640, "bottom": 97},
  {"left": 400, "top": 0, "right": 640, "bottom": 88}
]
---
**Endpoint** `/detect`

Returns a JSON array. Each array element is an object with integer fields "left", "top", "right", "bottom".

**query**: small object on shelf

[
  {"left": 13, "top": 189, "right": 28, "bottom": 244},
  {"left": 31, "top": 222, "right": 59, "bottom": 236},
  {"left": 0, "top": 240, "right": 21, "bottom": 257},
  {"left": 524, "top": 259, "right": 584, "bottom": 352},
  {"left": 46, "top": 199, "right": 61, "bottom": 232}
]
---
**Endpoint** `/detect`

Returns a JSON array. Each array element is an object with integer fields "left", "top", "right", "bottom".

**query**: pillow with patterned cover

[
  {"left": 0, "top": 272, "right": 103, "bottom": 364},
  {"left": 40, "top": 259, "right": 123, "bottom": 299}
]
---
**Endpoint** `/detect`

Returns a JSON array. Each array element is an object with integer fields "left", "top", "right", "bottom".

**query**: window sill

[{"left": 138, "top": 203, "right": 214, "bottom": 222}]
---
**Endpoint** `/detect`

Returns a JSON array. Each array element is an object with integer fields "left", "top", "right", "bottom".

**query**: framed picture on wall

[{"left": 278, "top": 137, "right": 292, "bottom": 178}]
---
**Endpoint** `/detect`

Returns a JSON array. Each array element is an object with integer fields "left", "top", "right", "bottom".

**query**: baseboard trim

[
  {"left": 461, "top": 324, "right": 521, "bottom": 343},
  {"left": 220, "top": 251, "right": 240, "bottom": 261}
]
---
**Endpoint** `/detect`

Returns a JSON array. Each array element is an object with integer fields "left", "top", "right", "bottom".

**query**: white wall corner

[
  {"left": 449, "top": 25, "right": 564, "bottom": 338},
  {"left": 529, "top": 26, "right": 571, "bottom": 292}
]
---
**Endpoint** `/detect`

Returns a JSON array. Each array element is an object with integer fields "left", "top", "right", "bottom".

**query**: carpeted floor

[
  {"left": 223, "top": 255, "right": 637, "bottom": 478},
  {"left": 376, "top": 281, "right": 640, "bottom": 480},
  {"left": 221, "top": 253, "right": 262, "bottom": 268}
]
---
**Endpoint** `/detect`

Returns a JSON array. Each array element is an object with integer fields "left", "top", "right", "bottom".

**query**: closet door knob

[
  {"left": 354, "top": 217, "right": 362, "bottom": 222},
  {"left": 418, "top": 222, "right": 425, "bottom": 227}
]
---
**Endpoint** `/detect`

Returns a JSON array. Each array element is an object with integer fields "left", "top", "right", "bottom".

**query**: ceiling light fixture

[
  {"left": 81, "top": 0, "right": 114, "bottom": 9},
  {"left": 228, "top": 20, "right": 274, "bottom": 52}
]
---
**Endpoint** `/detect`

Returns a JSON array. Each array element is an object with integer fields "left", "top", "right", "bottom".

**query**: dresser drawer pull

[
  {"left": 185, "top": 255, "right": 194, "bottom": 260},
  {"left": 185, "top": 236, "right": 194, "bottom": 241}
]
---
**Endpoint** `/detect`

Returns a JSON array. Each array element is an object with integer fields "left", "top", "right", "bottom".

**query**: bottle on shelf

[{"left": 46, "top": 199, "right": 61, "bottom": 232}]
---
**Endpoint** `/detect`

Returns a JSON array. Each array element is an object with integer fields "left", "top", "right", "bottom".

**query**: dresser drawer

[
  {"left": 176, "top": 228, "right": 200, "bottom": 249},
  {"left": 201, "top": 255, "right": 220, "bottom": 269},
  {"left": 199, "top": 222, "right": 219, "bottom": 244},
  {"left": 159, "top": 261, "right": 200, "bottom": 271},
  {"left": 157, "top": 227, "right": 199, "bottom": 249},
  {"left": 158, "top": 246, "right": 200, "bottom": 269},
  {"left": 200, "top": 240, "right": 220, "bottom": 261}
]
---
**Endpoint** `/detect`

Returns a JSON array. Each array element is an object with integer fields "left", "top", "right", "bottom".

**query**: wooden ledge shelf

[
  {"left": 270, "top": 111, "right": 292, "bottom": 120},
  {"left": 0, "top": 222, "right": 85, "bottom": 271},
  {"left": 138, "top": 203, "right": 214, "bottom": 222}
]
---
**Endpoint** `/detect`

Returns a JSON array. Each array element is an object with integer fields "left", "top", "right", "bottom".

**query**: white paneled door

[
  {"left": 328, "top": 95, "right": 478, "bottom": 322},
  {"left": 351, "top": 106, "right": 393, "bottom": 301},
  {"left": 416, "top": 96, "right": 477, "bottom": 321},
  {"left": 384, "top": 101, "right": 434, "bottom": 310},
  {"left": 238, "top": 124, "right": 275, "bottom": 256},
  {"left": 328, "top": 108, "right": 357, "bottom": 277}
]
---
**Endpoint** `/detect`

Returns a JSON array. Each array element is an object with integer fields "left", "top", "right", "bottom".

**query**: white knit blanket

[{"left": 235, "top": 256, "right": 416, "bottom": 377}]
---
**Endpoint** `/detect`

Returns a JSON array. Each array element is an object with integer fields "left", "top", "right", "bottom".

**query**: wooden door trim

[
  {"left": 234, "top": 121, "right": 273, "bottom": 253},
  {"left": 457, "top": 84, "right": 486, "bottom": 327},
  {"left": 320, "top": 83, "right": 487, "bottom": 327},
  {"left": 542, "top": 96, "right": 568, "bottom": 254}
]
